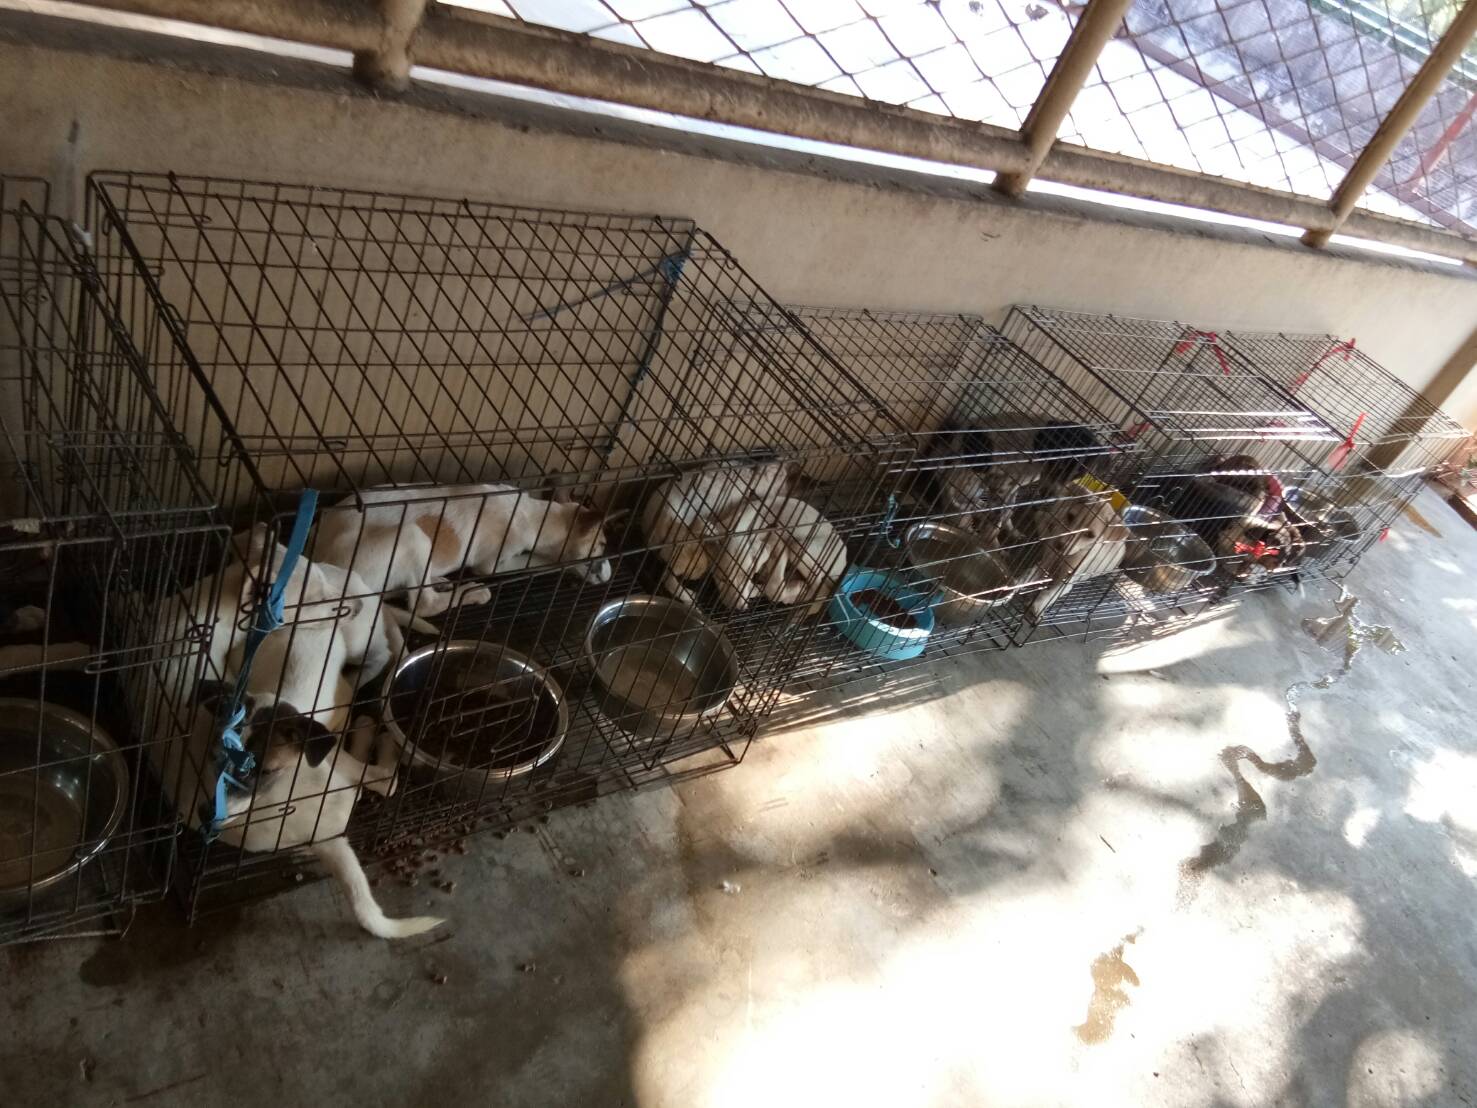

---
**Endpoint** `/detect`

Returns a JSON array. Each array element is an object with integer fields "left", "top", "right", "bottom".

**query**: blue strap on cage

[
  {"left": 200, "top": 490, "right": 319, "bottom": 839},
  {"left": 879, "top": 494, "right": 901, "bottom": 548}
]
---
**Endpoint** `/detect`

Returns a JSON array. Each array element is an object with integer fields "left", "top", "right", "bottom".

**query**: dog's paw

[{"left": 458, "top": 585, "right": 493, "bottom": 609}]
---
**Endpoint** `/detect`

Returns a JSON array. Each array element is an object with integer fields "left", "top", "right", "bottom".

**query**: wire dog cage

[
  {"left": 1002, "top": 306, "right": 1345, "bottom": 628},
  {"left": 0, "top": 203, "right": 225, "bottom": 944},
  {"left": 1222, "top": 329, "right": 1470, "bottom": 580},
  {"left": 85, "top": 171, "right": 912, "bottom": 915},
  {"left": 782, "top": 306, "right": 1143, "bottom": 666}
]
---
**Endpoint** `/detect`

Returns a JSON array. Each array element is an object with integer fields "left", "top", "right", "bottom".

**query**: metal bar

[
  {"left": 26, "top": 0, "right": 1477, "bottom": 262},
  {"left": 351, "top": 0, "right": 429, "bottom": 93},
  {"left": 994, "top": 0, "right": 1133, "bottom": 197},
  {"left": 1303, "top": 0, "right": 1477, "bottom": 248}
]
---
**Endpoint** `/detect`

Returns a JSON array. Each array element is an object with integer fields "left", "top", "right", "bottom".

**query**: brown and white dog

[
  {"left": 641, "top": 460, "right": 791, "bottom": 604},
  {"left": 313, "top": 483, "right": 623, "bottom": 620},
  {"left": 1013, "top": 482, "right": 1130, "bottom": 617}
]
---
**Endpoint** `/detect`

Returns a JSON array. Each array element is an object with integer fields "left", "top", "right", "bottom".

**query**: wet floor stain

[
  {"left": 1401, "top": 502, "right": 1443, "bottom": 538},
  {"left": 1074, "top": 931, "right": 1141, "bottom": 1045},
  {"left": 1181, "top": 591, "right": 1403, "bottom": 893},
  {"left": 1182, "top": 733, "right": 1316, "bottom": 879}
]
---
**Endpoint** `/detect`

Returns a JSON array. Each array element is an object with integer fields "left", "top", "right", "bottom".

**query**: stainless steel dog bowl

[
  {"left": 902, "top": 520, "right": 1020, "bottom": 625},
  {"left": 382, "top": 641, "right": 569, "bottom": 786},
  {"left": 1282, "top": 486, "right": 1362, "bottom": 545},
  {"left": 0, "top": 698, "right": 128, "bottom": 908},
  {"left": 584, "top": 596, "right": 738, "bottom": 740},
  {"left": 1121, "top": 505, "right": 1217, "bottom": 594}
]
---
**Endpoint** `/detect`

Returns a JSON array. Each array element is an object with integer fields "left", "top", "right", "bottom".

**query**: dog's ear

[
  {"left": 298, "top": 717, "right": 337, "bottom": 767},
  {"left": 197, "top": 679, "right": 233, "bottom": 717},
  {"left": 251, "top": 703, "right": 338, "bottom": 769},
  {"left": 549, "top": 482, "right": 575, "bottom": 505},
  {"left": 269, "top": 703, "right": 336, "bottom": 768},
  {"left": 601, "top": 508, "right": 632, "bottom": 530}
]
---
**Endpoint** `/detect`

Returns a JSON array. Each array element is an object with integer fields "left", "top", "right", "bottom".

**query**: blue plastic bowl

[{"left": 827, "top": 567, "right": 935, "bottom": 660}]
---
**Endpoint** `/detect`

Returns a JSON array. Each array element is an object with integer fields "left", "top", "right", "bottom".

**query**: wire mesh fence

[
  {"left": 1065, "top": 0, "right": 1466, "bottom": 223},
  {"left": 438, "top": 0, "right": 1477, "bottom": 245},
  {"left": 448, "top": 0, "right": 1074, "bottom": 130},
  {"left": 0, "top": 205, "right": 225, "bottom": 944},
  {"left": 85, "top": 171, "right": 912, "bottom": 916}
]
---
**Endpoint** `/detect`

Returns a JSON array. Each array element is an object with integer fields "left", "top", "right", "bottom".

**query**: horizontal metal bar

[{"left": 42, "top": 0, "right": 1477, "bottom": 263}]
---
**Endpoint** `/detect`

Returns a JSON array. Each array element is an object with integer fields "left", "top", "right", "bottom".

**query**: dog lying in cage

[
  {"left": 145, "top": 525, "right": 443, "bottom": 939},
  {"left": 923, "top": 420, "right": 1108, "bottom": 540},
  {"left": 711, "top": 495, "right": 848, "bottom": 616},
  {"left": 641, "top": 459, "right": 847, "bottom": 614},
  {"left": 313, "top": 483, "right": 627, "bottom": 621}
]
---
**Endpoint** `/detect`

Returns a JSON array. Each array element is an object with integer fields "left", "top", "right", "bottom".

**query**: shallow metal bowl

[
  {"left": 584, "top": 596, "right": 738, "bottom": 740},
  {"left": 0, "top": 698, "right": 128, "bottom": 908},
  {"left": 902, "top": 520, "right": 1020, "bottom": 625},
  {"left": 1121, "top": 505, "right": 1217, "bottom": 594},
  {"left": 382, "top": 641, "right": 568, "bottom": 786},
  {"left": 1282, "top": 486, "right": 1362, "bottom": 545}
]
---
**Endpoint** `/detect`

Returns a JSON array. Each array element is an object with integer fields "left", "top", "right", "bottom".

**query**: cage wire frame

[
  {"left": 774, "top": 304, "right": 1150, "bottom": 679},
  {"left": 1222, "top": 326, "right": 1470, "bottom": 579},
  {"left": 1001, "top": 305, "right": 1353, "bottom": 629},
  {"left": 0, "top": 204, "right": 227, "bottom": 944},
  {"left": 84, "top": 170, "right": 914, "bottom": 914}
]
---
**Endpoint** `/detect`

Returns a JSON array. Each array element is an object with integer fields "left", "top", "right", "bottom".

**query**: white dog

[
  {"left": 641, "top": 460, "right": 790, "bottom": 604},
  {"left": 143, "top": 526, "right": 440, "bottom": 939},
  {"left": 711, "top": 497, "right": 847, "bottom": 616},
  {"left": 313, "top": 484, "right": 622, "bottom": 620}
]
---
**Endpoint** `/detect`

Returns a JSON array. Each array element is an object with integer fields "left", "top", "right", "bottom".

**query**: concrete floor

[{"left": 5, "top": 485, "right": 1476, "bottom": 1107}]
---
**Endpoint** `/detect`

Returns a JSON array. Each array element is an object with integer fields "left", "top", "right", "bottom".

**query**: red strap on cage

[
  {"left": 1234, "top": 540, "right": 1280, "bottom": 559},
  {"left": 1327, "top": 411, "right": 1367, "bottom": 472},
  {"left": 1174, "top": 329, "right": 1231, "bottom": 375},
  {"left": 1124, "top": 420, "right": 1151, "bottom": 440},
  {"left": 1290, "top": 337, "right": 1356, "bottom": 394},
  {"left": 1379, "top": 526, "right": 1390, "bottom": 542}
]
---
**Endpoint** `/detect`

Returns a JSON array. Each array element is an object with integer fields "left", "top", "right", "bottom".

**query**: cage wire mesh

[
  {"left": 446, "top": 0, "right": 1073, "bottom": 129},
  {"left": 1222, "top": 325, "right": 1469, "bottom": 578},
  {"left": 0, "top": 205, "right": 226, "bottom": 944},
  {"left": 779, "top": 305, "right": 1147, "bottom": 675},
  {"left": 1002, "top": 305, "right": 1351, "bottom": 622},
  {"left": 85, "top": 171, "right": 912, "bottom": 914}
]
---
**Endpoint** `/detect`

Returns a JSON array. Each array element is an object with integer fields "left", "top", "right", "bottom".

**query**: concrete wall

[{"left": 3, "top": 11, "right": 1476, "bottom": 438}]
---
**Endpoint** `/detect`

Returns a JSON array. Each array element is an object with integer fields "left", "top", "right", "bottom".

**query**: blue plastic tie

[
  {"left": 879, "top": 494, "right": 901, "bottom": 549},
  {"left": 202, "top": 490, "right": 319, "bottom": 840}
]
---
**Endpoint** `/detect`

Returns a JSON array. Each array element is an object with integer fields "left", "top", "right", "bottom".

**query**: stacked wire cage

[
  {"left": 1222, "top": 329, "right": 1469, "bottom": 580},
  {"left": 1002, "top": 306, "right": 1344, "bottom": 633},
  {"left": 784, "top": 306, "right": 1142, "bottom": 667},
  {"left": 0, "top": 190, "right": 226, "bottom": 943},
  {"left": 85, "top": 172, "right": 911, "bottom": 914}
]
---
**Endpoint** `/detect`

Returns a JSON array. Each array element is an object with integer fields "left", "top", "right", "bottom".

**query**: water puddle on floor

[
  {"left": 1180, "top": 591, "right": 1404, "bottom": 895},
  {"left": 1074, "top": 930, "right": 1142, "bottom": 1045},
  {"left": 1401, "top": 502, "right": 1443, "bottom": 538}
]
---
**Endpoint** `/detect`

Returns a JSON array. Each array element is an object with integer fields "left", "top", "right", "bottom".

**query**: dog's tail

[
  {"left": 312, "top": 838, "right": 444, "bottom": 940},
  {"left": 381, "top": 604, "right": 440, "bottom": 638}
]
